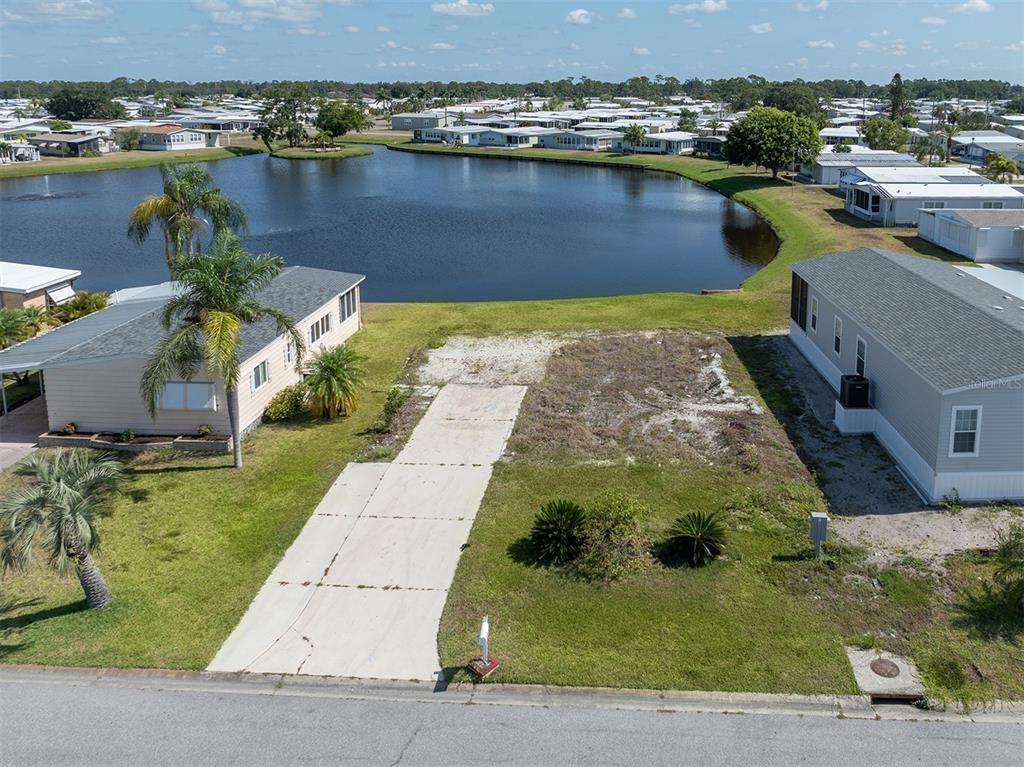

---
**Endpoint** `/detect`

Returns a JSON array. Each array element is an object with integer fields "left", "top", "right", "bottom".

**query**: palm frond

[
  {"left": 202, "top": 309, "right": 242, "bottom": 385},
  {"left": 140, "top": 325, "right": 205, "bottom": 416}
]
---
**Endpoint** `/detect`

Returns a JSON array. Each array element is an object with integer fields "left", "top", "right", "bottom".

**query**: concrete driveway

[
  {"left": 0, "top": 396, "right": 46, "bottom": 472},
  {"left": 209, "top": 383, "right": 526, "bottom": 681}
]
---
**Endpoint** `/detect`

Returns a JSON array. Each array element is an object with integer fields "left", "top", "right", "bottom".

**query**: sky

[{"left": 0, "top": 0, "right": 1021, "bottom": 85}]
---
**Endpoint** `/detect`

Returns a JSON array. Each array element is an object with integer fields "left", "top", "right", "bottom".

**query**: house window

[
  {"left": 855, "top": 336, "right": 867, "bottom": 376},
  {"left": 949, "top": 406, "right": 982, "bottom": 457},
  {"left": 833, "top": 317, "right": 843, "bottom": 356},
  {"left": 284, "top": 340, "right": 294, "bottom": 365},
  {"left": 339, "top": 289, "right": 357, "bottom": 322},
  {"left": 922, "top": 201, "right": 946, "bottom": 209},
  {"left": 160, "top": 381, "right": 217, "bottom": 411},
  {"left": 982, "top": 201, "right": 1004, "bottom": 209},
  {"left": 308, "top": 313, "right": 332, "bottom": 344},
  {"left": 810, "top": 297, "right": 818, "bottom": 332},
  {"left": 250, "top": 360, "right": 270, "bottom": 393},
  {"left": 870, "top": 196, "right": 880, "bottom": 214}
]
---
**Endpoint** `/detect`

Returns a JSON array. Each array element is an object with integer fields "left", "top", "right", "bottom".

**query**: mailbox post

[
  {"left": 467, "top": 615, "right": 500, "bottom": 679},
  {"left": 810, "top": 512, "right": 829, "bottom": 562}
]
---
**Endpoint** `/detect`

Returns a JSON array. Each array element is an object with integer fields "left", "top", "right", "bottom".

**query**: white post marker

[
  {"left": 810, "top": 512, "right": 829, "bottom": 562},
  {"left": 479, "top": 615, "right": 489, "bottom": 662},
  {"left": 467, "top": 614, "right": 499, "bottom": 679}
]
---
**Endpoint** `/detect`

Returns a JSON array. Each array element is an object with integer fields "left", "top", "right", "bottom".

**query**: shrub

[
  {"left": 575, "top": 492, "right": 652, "bottom": 582},
  {"left": 196, "top": 424, "right": 213, "bottom": 436},
  {"left": 305, "top": 344, "right": 366, "bottom": 418},
  {"left": 263, "top": 383, "right": 307, "bottom": 422},
  {"left": 376, "top": 386, "right": 410, "bottom": 433},
  {"left": 61, "top": 422, "right": 77, "bottom": 435},
  {"left": 82, "top": 149, "right": 101, "bottom": 158},
  {"left": 667, "top": 509, "right": 727, "bottom": 567},
  {"left": 530, "top": 500, "right": 587, "bottom": 564},
  {"left": 119, "top": 428, "right": 135, "bottom": 443},
  {"left": 994, "top": 523, "right": 1024, "bottom": 616}
]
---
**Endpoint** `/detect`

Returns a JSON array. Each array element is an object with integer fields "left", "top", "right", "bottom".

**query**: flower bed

[{"left": 38, "top": 432, "right": 231, "bottom": 454}]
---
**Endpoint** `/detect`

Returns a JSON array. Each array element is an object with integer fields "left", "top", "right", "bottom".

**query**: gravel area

[{"left": 417, "top": 334, "right": 570, "bottom": 386}]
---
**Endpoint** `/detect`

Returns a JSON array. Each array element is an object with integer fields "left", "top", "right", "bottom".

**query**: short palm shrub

[
  {"left": 530, "top": 500, "right": 587, "bottom": 564},
  {"left": 264, "top": 382, "right": 308, "bottom": 422},
  {"left": 994, "top": 523, "right": 1024, "bottom": 616},
  {"left": 376, "top": 386, "right": 410, "bottom": 433},
  {"left": 667, "top": 509, "right": 727, "bottom": 567},
  {"left": 305, "top": 344, "right": 366, "bottom": 419},
  {"left": 575, "top": 492, "right": 652, "bottom": 582}
]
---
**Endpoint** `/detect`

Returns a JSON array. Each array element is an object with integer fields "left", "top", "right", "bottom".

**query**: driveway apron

[{"left": 208, "top": 384, "right": 526, "bottom": 681}]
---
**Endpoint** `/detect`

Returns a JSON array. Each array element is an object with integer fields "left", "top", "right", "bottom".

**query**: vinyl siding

[{"left": 936, "top": 384, "right": 1024, "bottom": 474}]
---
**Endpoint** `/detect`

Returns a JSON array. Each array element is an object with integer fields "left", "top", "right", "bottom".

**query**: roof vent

[{"left": 992, "top": 305, "right": 1004, "bottom": 311}]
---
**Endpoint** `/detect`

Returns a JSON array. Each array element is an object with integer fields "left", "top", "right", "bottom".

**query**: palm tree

[
  {"left": 0, "top": 308, "right": 30, "bottom": 349},
  {"left": 993, "top": 523, "right": 1024, "bottom": 616},
  {"left": 0, "top": 450, "right": 125, "bottom": 609},
  {"left": 982, "top": 154, "right": 1018, "bottom": 184},
  {"left": 52, "top": 291, "right": 109, "bottom": 323},
  {"left": 140, "top": 232, "right": 305, "bottom": 468},
  {"left": 914, "top": 135, "right": 946, "bottom": 167},
  {"left": 314, "top": 129, "right": 333, "bottom": 149},
  {"left": 304, "top": 344, "right": 365, "bottom": 419},
  {"left": 706, "top": 119, "right": 722, "bottom": 136},
  {"left": 127, "top": 163, "right": 248, "bottom": 273},
  {"left": 0, "top": 141, "right": 11, "bottom": 163},
  {"left": 622, "top": 124, "right": 647, "bottom": 154},
  {"left": 938, "top": 122, "right": 960, "bottom": 162},
  {"left": 19, "top": 306, "right": 55, "bottom": 336},
  {"left": 374, "top": 85, "right": 392, "bottom": 113}
]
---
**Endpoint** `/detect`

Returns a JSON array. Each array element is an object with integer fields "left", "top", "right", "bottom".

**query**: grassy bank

[
  {"left": 0, "top": 138, "right": 266, "bottom": 179},
  {"left": 270, "top": 144, "right": 373, "bottom": 160}
]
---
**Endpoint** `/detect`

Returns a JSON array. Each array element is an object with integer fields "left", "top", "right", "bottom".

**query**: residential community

[{"left": 1, "top": 1, "right": 1023, "bottom": 762}]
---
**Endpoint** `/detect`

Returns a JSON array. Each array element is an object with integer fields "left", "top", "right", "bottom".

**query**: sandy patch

[{"left": 418, "top": 334, "right": 570, "bottom": 386}]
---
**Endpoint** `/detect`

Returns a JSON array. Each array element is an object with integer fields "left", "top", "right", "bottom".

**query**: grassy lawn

[
  {"left": 270, "top": 143, "right": 374, "bottom": 161},
  {"left": 0, "top": 137, "right": 266, "bottom": 179},
  {"left": 1, "top": 144, "right": 1014, "bottom": 701}
]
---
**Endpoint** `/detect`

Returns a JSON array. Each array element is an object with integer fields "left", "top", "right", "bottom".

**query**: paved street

[
  {"left": 2, "top": 669, "right": 1022, "bottom": 767},
  {"left": 208, "top": 383, "right": 527, "bottom": 681}
]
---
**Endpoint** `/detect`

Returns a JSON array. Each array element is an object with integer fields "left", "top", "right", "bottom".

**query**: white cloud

[
  {"left": 211, "top": 44, "right": 227, "bottom": 55},
  {"left": 796, "top": 56, "right": 809, "bottom": 68},
  {"left": 569, "top": 42, "right": 580, "bottom": 49},
  {"left": 807, "top": 39, "right": 834, "bottom": 48},
  {"left": 92, "top": 35, "right": 126, "bottom": 44},
  {"left": 633, "top": 46, "right": 650, "bottom": 55},
  {"left": 444, "top": 24, "right": 459, "bottom": 30},
  {"left": 617, "top": 7, "right": 636, "bottom": 18},
  {"left": 376, "top": 25, "right": 390, "bottom": 32},
  {"left": 794, "top": 0, "right": 828, "bottom": 10},
  {"left": 344, "top": 25, "right": 358, "bottom": 32},
  {"left": 920, "top": 16, "right": 946, "bottom": 25},
  {"left": 857, "top": 37, "right": 908, "bottom": 55},
  {"left": 430, "top": 41, "right": 455, "bottom": 50},
  {"left": 749, "top": 22, "right": 772, "bottom": 33},
  {"left": 711, "top": 47, "right": 722, "bottom": 53},
  {"left": 668, "top": 1, "right": 727, "bottom": 14},
  {"left": 377, "top": 60, "right": 418, "bottom": 68},
  {"left": 954, "top": 0, "right": 992, "bottom": 12},
  {"left": 565, "top": 8, "right": 594, "bottom": 25},
  {"left": 954, "top": 40, "right": 979, "bottom": 49},
  {"left": 431, "top": 0, "right": 495, "bottom": 16},
  {"left": 1007, "top": 41, "right": 1023, "bottom": 52},
  {"left": 2, "top": 0, "right": 113, "bottom": 23},
  {"left": 193, "top": 0, "right": 335, "bottom": 27},
  {"left": 385, "top": 40, "right": 399, "bottom": 48}
]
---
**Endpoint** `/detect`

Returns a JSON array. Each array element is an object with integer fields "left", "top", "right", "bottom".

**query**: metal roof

[
  {"left": 0, "top": 266, "right": 365, "bottom": 374},
  {"left": 934, "top": 209, "right": 1024, "bottom": 227},
  {"left": 817, "top": 154, "right": 921, "bottom": 168},
  {"left": 0, "top": 261, "right": 80, "bottom": 293},
  {"left": 792, "top": 248, "right": 1024, "bottom": 391}
]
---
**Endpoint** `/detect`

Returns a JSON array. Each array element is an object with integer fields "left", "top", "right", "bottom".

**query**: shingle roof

[
  {"left": 817, "top": 154, "right": 921, "bottom": 168},
  {"left": 792, "top": 248, "right": 1024, "bottom": 391},
  {"left": 0, "top": 266, "right": 364, "bottom": 373},
  {"left": 940, "top": 209, "right": 1024, "bottom": 227}
]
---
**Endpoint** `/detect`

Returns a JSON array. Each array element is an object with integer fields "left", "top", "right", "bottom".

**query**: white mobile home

[
  {"left": 845, "top": 182, "right": 1024, "bottom": 226},
  {"left": 837, "top": 165, "right": 989, "bottom": 194},
  {"left": 789, "top": 248, "right": 1023, "bottom": 503},
  {"left": 802, "top": 151, "right": 920, "bottom": 186},
  {"left": 138, "top": 124, "right": 211, "bottom": 151},
  {"left": 537, "top": 129, "right": 621, "bottom": 151},
  {"left": 917, "top": 208, "right": 1024, "bottom": 263}
]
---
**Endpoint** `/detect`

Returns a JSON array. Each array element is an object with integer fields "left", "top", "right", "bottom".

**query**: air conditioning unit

[{"left": 840, "top": 374, "right": 870, "bottom": 409}]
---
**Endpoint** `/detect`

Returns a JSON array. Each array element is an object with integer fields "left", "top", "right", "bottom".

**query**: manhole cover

[{"left": 870, "top": 658, "right": 901, "bottom": 678}]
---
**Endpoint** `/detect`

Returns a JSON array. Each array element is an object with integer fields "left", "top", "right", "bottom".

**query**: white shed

[{"left": 917, "top": 208, "right": 1024, "bottom": 263}]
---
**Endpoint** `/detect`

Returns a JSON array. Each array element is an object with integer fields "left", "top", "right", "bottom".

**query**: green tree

[
  {"left": 914, "top": 135, "right": 946, "bottom": 166},
  {"left": 304, "top": 344, "right": 365, "bottom": 419},
  {"left": 127, "top": 163, "right": 247, "bottom": 272},
  {"left": 46, "top": 85, "right": 126, "bottom": 121},
  {"left": 52, "top": 291, "right": 108, "bottom": 323},
  {"left": 723, "top": 107, "right": 824, "bottom": 178},
  {"left": 0, "top": 450, "right": 125, "bottom": 609},
  {"left": 374, "top": 85, "right": 392, "bottom": 113},
  {"left": 0, "top": 308, "right": 30, "bottom": 349},
  {"left": 982, "top": 153, "right": 1018, "bottom": 183},
  {"left": 833, "top": 142, "right": 852, "bottom": 154},
  {"left": 622, "top": 123, "right": 647, "bottom": 153},
  {"left": 314, "top": 100, "right": 371, "bottom": 141},
  {"left": 140, "top": 232, "right": 305, "bottom": 468},
  {"left": 888, "top": 73, "right": 910, "bottom": 123},
  {"left": 254, "top": 81, "right": 313, "bottom": 150},
  {"left": 763, "top": 82, "right": 826, "bottom": 127},
  {"left": 116, "top": 127, "right": 140, "bottom": 151},
  {"left": 313, "top": 128, "right": 333, "bottom": 149},
  {"left": 861, "top": 118, "right": 910, "bottom": 151},
  {"left": 49, "top": 119, "right": 72, "bottom": 132},
  {"left": 676, "top": 109, "right": 698, "bottom": 132}
]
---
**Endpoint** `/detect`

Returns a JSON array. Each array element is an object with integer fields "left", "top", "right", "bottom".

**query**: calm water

[{"left": 0, "top": 147, "right": 778, "bottom": 301}]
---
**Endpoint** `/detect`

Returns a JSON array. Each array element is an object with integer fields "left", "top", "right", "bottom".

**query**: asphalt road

[{"left": 2, "top": 670, "right": 1022, "bottom": 766}]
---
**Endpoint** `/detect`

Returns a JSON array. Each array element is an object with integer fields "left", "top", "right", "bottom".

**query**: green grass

[
  {"left": 0, "top": 140, "right": 266, "bottom": 179},
  {"left": 270, "top": 144, "right": 374, "bottom": 160}
]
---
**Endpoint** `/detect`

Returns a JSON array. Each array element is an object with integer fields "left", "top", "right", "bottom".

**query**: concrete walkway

[
  {"left": 209, "top": 383, "right": 526, "bottom": 681},
  {"left": 0, "top": 396, "right": 46, "bottom": 472}
]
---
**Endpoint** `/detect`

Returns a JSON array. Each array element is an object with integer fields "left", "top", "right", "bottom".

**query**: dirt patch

[
  {"left": 509, "top": 332, "right": 785, "bottom": 467},
  {"left": 418, "top": 334, "right": 569, "bottom": 386}
]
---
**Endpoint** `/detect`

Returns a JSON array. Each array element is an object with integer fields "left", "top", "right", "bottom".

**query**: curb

[{"left": 3, "top": 664, "right": 1022, "bottom": 723}]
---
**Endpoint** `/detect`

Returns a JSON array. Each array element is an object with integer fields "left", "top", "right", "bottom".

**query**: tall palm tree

[
  {"left": 914, "top": 135, "right": 946, "bottom": 167},
  {"left": 140, "top": 231, "right": 305, "bottom": 468},
  {"left": 304, "top": 344, "right": 365, "bottom": 419},
  {"left": 0, "top": 450, "right": 125, "bottom": 609},
  {"left": 622, "top": 124, "right": 647, "bottom": 154},
  {"left": 127, "top": 163, "right": 248, "bottom": 273},
  {"left": 982, "top": 154, "right": 1018, "bottom": 184},
  {"left": 374, "top": 85, "right": 392, "bottom": 113}
]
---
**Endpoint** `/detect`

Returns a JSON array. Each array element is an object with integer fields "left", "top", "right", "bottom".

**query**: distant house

[
  {"left": 0, "top": 267, "right": 365, "bottom": 440},
  {"left": 789, "top": 248, "right": 1023, "bottom": 503},
  {"left": 391, "top": 112, "right": 450, "bottom": 130},
  {"left": 538, "top": 129, "right": 621, "bottom": 151},
  {"left": 694, "top": 135, "right": 725, "bottom": 158},
  {"left": 27, "top": 132, "right": 105, "bottom": 157},
  {"left": 413, "top": 126, "right": 488, "bottom": 145},
  {"left": 801, "top": 150, "right": 921, "bottom": 186},
  {"left": 819, "top": 126, "right": 862, "bottom": 144},
  {"left": 138, "top": 124, "right": 212, "bottom": 151},
  {"left": 963, "top": 141, "right": 1024, "bottom": 171},
  {"left": 917, "top": 209, "right": 1024, "bottom": 263},
  {"left": 836, "top": 165, "right": 989, "bottom": 194},
  {"left": 625, "top": 130, "right": 696, "bottom": 155},
  {"left": 0, "top": 261, "right": 80, "bottom": 309},
  {"left": 844, "top": 182, "right": 1024, "bottom": 226},
  {"left": 0, "top": 141, "right": 40, "bottom": 163},
  {"left": 476, "top": 127, "right": 557, "bottom": 148}
]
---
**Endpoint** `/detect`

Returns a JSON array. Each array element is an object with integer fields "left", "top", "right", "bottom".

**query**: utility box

[
  {"left": 840, "top": 374, "right": 870, "bottom": 409},
  {"left": 810, "top": 512, "right": 829, "bottom": 561}
]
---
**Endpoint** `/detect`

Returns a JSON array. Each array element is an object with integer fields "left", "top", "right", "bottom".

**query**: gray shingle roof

[
  {"left": 816, "top": 154, "right": 921, "bottom": 168},
  {"left": 942, "top": 209, "right": 1024, "bottom": 227},
  {"left": 792, "top": 248, "right": 1024, "bottom": 391},
  {"left": 0, "top": 266, "right": 364, "bottom": 373}
]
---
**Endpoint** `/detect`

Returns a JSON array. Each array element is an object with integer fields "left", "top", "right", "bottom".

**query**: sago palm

[
  {"left": 668, "top": 509, "right": 727, "bottom": 567},
  {"left": 304, "top": 344, "right": 366, "bottom": 419},
  {"left": 0, "top": 450, "right": 125, "bottom": 609},
  {"left": 140, "top": 231, "right": 305, "bottom": 468},
  {"left": 52, "top": 290, "right": 108, "bottom": 323},
  {"left": 19, "top": 306, "right": 55, "bottom": 335},
  {"left": 0, "top": 308, "right": 30, "bottom": 349},
  {"left": 127, "top": 163, "right": 248, "bottom": 272}
]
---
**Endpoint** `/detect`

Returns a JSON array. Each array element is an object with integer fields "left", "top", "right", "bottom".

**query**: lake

[{"left": 0, "top": 147, "right": 778, "bottom": 301}]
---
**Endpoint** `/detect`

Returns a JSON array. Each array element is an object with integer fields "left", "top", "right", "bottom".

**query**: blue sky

[{"left": 1, "top": 1, "right": 1021, "bottom": 84}]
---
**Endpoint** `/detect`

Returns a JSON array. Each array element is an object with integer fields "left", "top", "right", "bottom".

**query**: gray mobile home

[
  {"left": 917, "top": 209, "right": 1024, "bottom": 263},
  {"left": 789, "top": 247, "right": 1023, "bottom": 503}
]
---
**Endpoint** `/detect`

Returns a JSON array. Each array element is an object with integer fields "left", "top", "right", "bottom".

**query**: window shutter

[{"left": 249, "top": 369, "right": 255, "bottom": 393}]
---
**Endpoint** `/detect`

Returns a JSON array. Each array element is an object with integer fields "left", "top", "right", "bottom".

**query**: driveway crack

[{"left": 389, "top": 722, "right": 423, "bottom": 767}]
